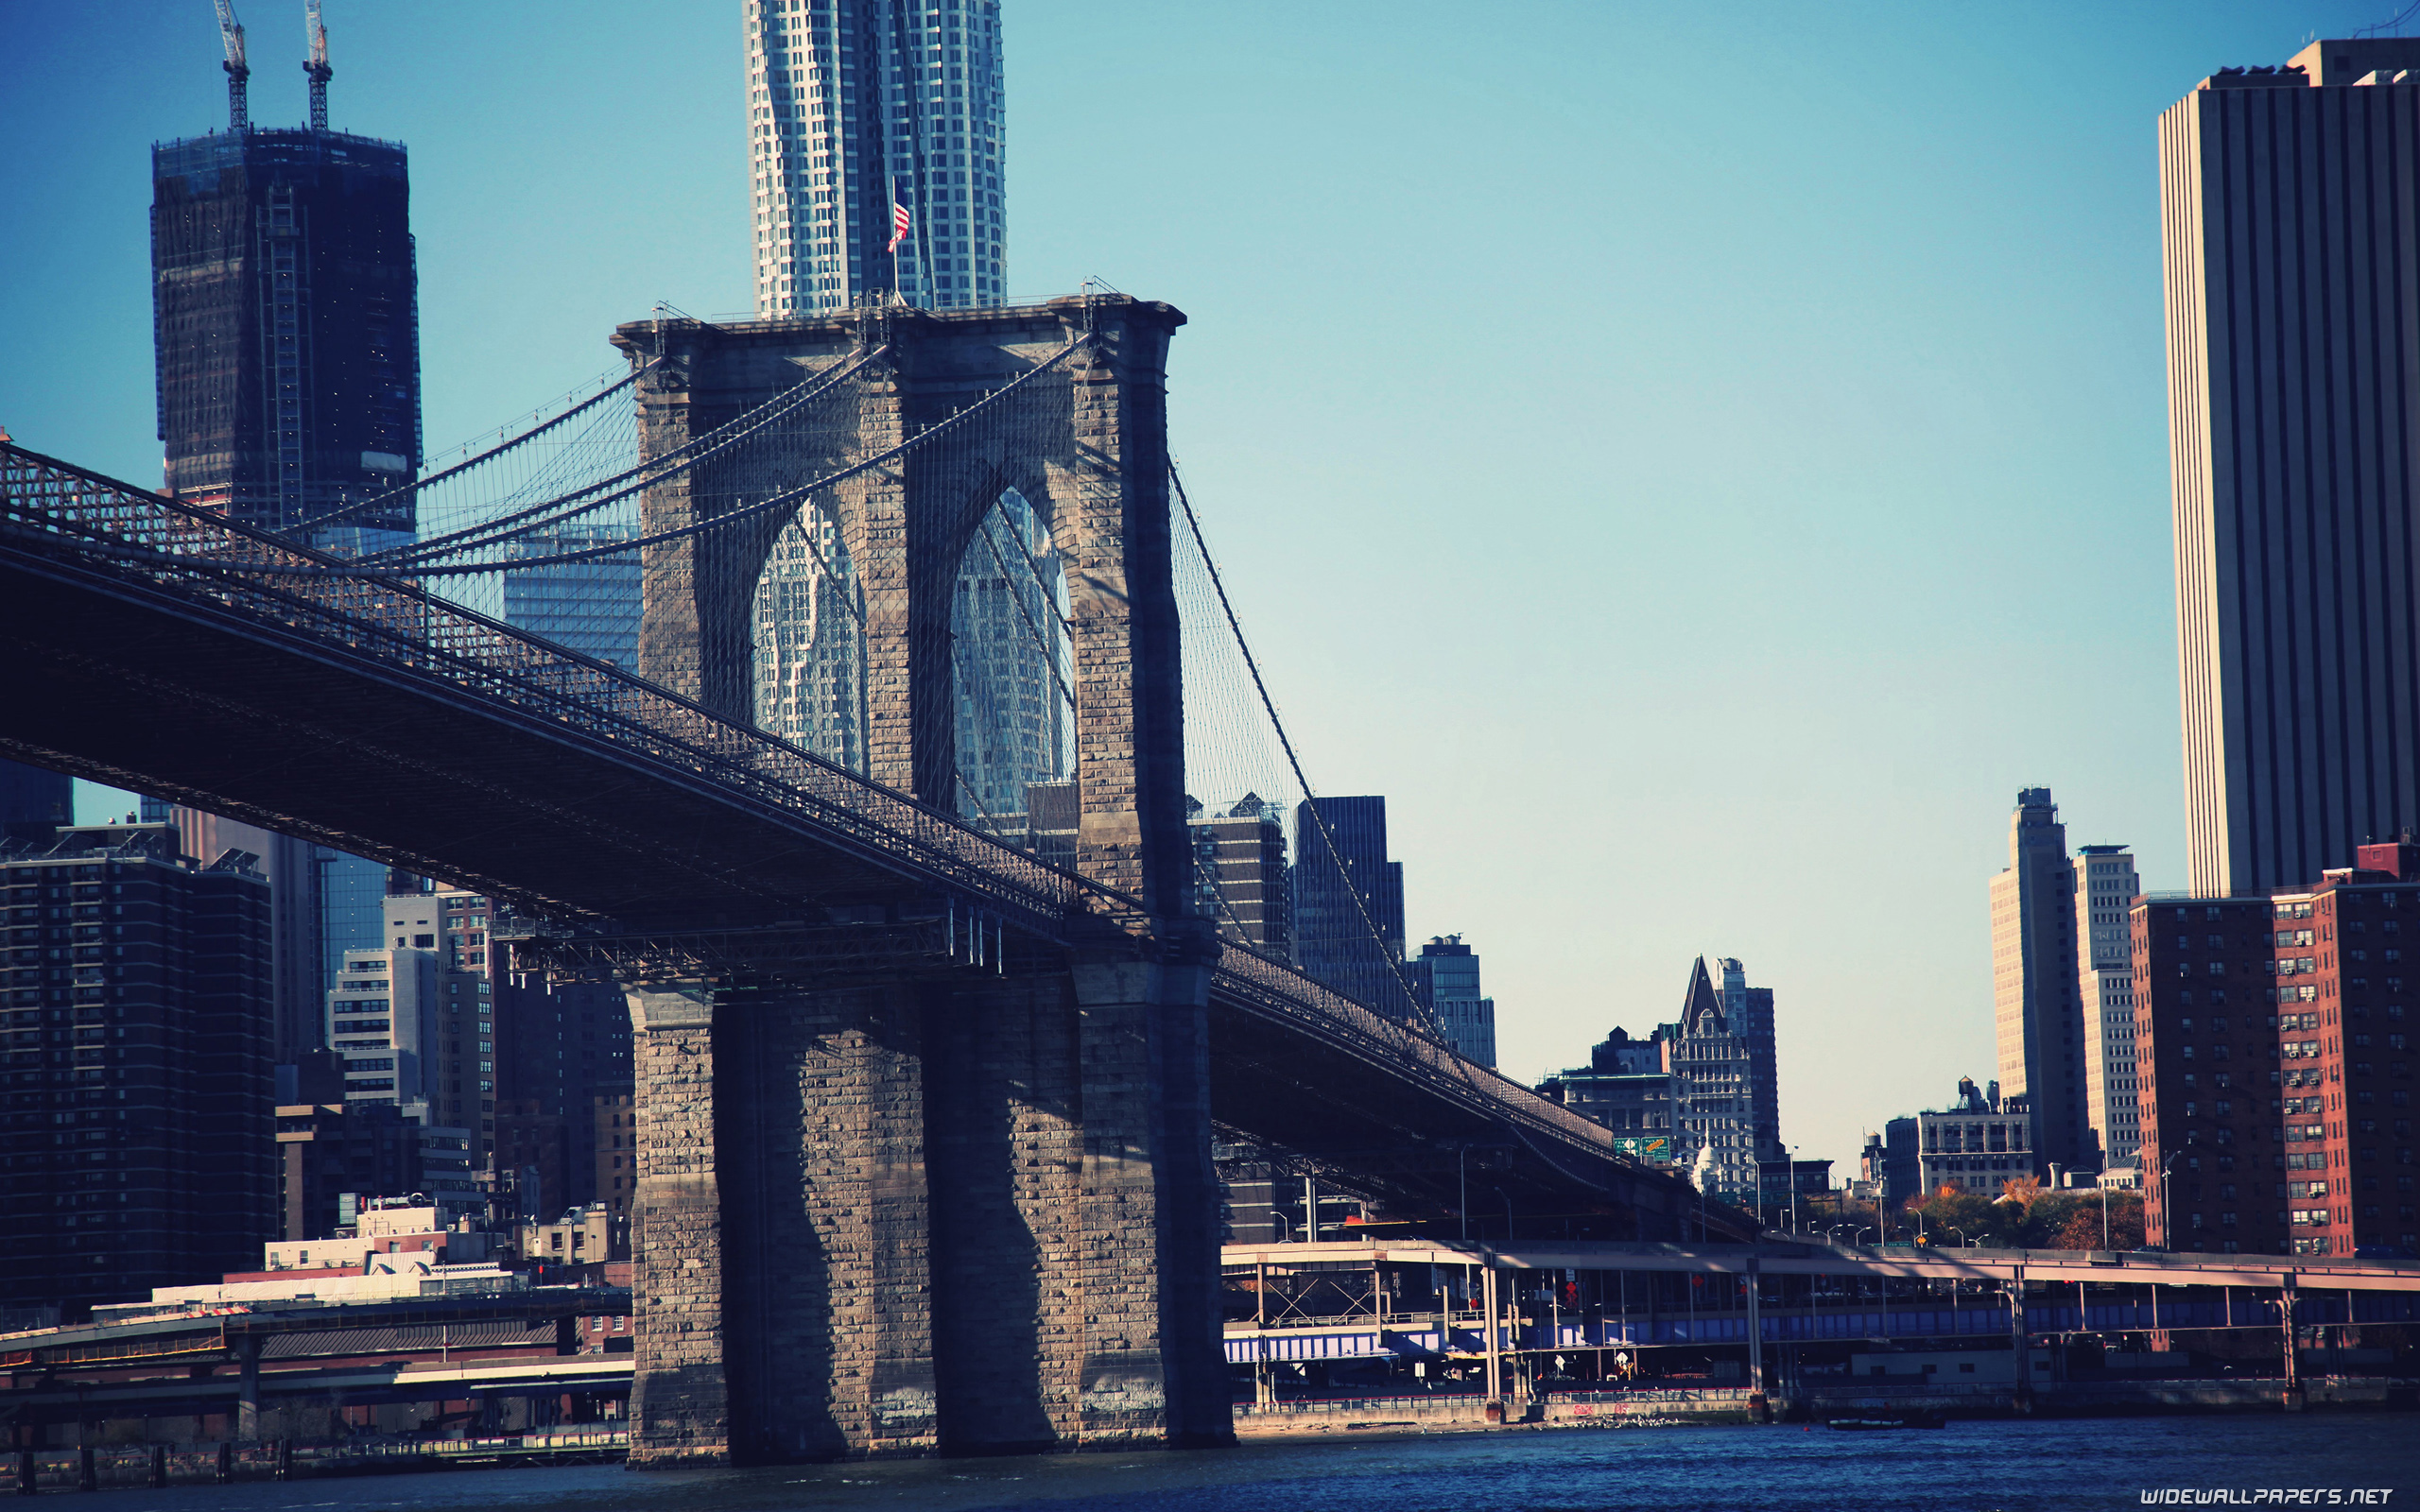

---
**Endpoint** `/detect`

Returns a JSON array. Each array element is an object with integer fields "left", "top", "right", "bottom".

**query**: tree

[{"left": 2050, "top": 1192, "right": 2144, "bottom": 1251}]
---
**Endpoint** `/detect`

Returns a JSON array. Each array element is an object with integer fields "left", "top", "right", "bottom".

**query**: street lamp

[
  {"left": 2157, "top": 1152, "right": 2181, "bottom": 1251},
  {"left": 1854, "top": 1227, "right": 1875, "bottom": 1247},
  {"left": 1945, "top": 1224, "right": 1970, "bottom": 1248}
]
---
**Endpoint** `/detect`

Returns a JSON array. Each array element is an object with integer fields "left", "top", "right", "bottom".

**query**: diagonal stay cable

[
  {"left": 285, "top": 361, "right": 656, "bottom": 540},
  {"left": 1169, "top": 456, "right": 1446, "bottom": 1044},
  {"left": 365, "top": 342, "right": 887, "bottom": 566}
]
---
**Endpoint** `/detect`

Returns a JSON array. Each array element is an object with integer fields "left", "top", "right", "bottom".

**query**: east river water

[{"left": 53, "top": 1416, "right": 2420, "bottom": 1512}]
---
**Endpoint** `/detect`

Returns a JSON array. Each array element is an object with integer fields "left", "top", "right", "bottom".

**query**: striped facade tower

[{"left": 2159, "top": 40, "right": 2420, "bottom": 896}]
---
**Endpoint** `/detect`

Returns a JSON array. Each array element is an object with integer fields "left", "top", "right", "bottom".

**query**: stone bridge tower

[{"left": 603, "top": 297, "right": 1228, "bottom": 1463}]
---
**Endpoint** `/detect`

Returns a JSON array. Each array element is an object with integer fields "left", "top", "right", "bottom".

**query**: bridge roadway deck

[
  {"left": 0, "top": 443, "right": 1730, "bottom": 1236},
  {"left": 1224, "top": 1239, "right": 2420, "bottom": 1291}
]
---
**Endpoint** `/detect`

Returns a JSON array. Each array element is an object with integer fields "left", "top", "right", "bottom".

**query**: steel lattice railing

[
  {"left": 0, "top": 441, "right": 1095, "bottom": 931},
  {"left": 1, "top": 439, "right": 1655, "bottom": 1179}
]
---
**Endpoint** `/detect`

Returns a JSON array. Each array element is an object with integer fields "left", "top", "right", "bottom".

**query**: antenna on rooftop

[
  {"left": 303, "top": 0, "right": 332, "bottom": 130},
  {"left": 212, "top": 0, "right": 250, "bottom": 130}
]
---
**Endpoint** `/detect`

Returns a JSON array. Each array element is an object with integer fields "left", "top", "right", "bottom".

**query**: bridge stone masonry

[
  {"left": 0, "top": 292, "right": 1745, "bottom": 1471},
  {"left": 603, "top": 298, "right": 1228, "bottom": 1463}
]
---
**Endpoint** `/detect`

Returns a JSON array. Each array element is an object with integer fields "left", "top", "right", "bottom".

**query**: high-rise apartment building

[
  {"left": 1291, "top": 797, "right": 1410, "bottom": 1019},
  {"left": 168, "top": 810, "right": 322, "bottom": 1058},
  {"left": 1990, "top": 788, "right": 2089, "bottom": 1173},
  {"left": 2133, "top": 841, "right": 2420, "bottom": 1257},
  {"left": 745, "top": 0, "right": 1005, "bottom": 317},
  {"left": 2133, "top": 891, "right": 2291, "bottom": 1255},
  {"left": 0, "top": 824, "right": 275, "bottom": 1314},
  {"left": 152, "top": 124, "right": 418, "bottom": 545},
  {"left": 2159, "top": 42, "right": 2420, "bottom": 896},
  {"left": 1666, "top": 956, "right": 1783, "bottom": 1200},
  {"left": 326, "top": 943, "right": 440, "bottom": 1116},
  {"left": 2075, "top": 843, "right": 2144, "bottom": 1168},
  {"left": 384, "top": 881, "right": 632, "bottom": 1214},
  {"left": 1190, "top": 794, "right": 1290, "bottom": 955},
  {"left": 1405, "top": 935, "right": 1496, "bottom": 1067}
]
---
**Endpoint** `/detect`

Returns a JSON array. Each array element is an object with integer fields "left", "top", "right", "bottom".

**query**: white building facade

[
  {"left": 2074, "top": 843, "right": 2142, "bottom": 1168},
  {"left": 745, "top": 0, "right": 1005, "bottom": 317},
  {"left": 1915, "top": 1078, "right": 2034, "bottom": 1196}
]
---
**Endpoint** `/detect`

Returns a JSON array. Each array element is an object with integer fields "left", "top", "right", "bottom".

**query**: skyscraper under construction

[
  {"left": 148, "top": 5, "right": 410, "bottom": 1054},
  {"left": 151, "top": 2, "right": 419, "bottom": 547}
]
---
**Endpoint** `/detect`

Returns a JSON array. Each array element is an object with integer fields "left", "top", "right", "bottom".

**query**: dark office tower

[
  {"left": 1404, "top": 935, "right": 1496, "bottom": 1067},
  {"left": 0, "top": 760, "right": 71, "bottom": 846},
  {"left": 169, "top": 808, "right": 324, "bottom": 1059},
  {"left": 152, "top": 116, "right": 418, "bottom": 544},
  {"left": 274, "top": 1099, "right": 423, "bottom": 1243},
  {"left": 1189, "top": 794, "right": 1290, "bottom": 955},
  {"left": 2160, "top": 42, "right": 2420, "bottom": 896},
  {"left": 1989, "top": 788, "right": 2087, "bottom": 1173},
  {"left": 0, "top": 825, "right": 274, "bottom": 1315},
  {"left": 1290, "top": 796, "right": 1409, "bottom": 1018}
]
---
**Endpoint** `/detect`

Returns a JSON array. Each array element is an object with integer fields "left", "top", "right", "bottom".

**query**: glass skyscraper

[
  {"left": 744, "top": 0, "right": 1006, "bottom": 316},
  {"left": 1291, "top": 797, "right": 1411, "bottom": 1020},
  {"left": 503, "top": 535, "right": 641, "bottom": 670}
]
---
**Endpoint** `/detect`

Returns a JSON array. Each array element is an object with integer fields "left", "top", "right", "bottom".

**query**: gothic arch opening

[
  {"left": 752, "top": 499, "right": 867, "bottom": 774},
  {"left": 948, "top": 486, "right": 1071, "bottom": 831}
]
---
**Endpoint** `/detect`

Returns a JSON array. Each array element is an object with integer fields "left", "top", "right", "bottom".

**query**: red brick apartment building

[{"left": 2135, "top": 841, "right": 2420, "bottom": 1257}]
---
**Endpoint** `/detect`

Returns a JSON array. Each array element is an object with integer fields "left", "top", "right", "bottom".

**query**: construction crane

[
  {"left": 212, "top": 0, "right": 249, "bottom": 131},
  {"left": 303, "top": 0, "right": 331, "bottom": 132}
]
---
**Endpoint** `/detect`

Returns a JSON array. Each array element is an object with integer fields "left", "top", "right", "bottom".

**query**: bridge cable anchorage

[
  {"left": 63, "top": 336, "right": 1092, "bottom": 582},
  {"left": 361, "top": 341, "right": 890, "bottom": 568},
  {"left": 1168, "top": 458, "right": 1448, "bottom": 1044},
  {"left": 281, "top": 360, "right": 657, "bottom": 541}
]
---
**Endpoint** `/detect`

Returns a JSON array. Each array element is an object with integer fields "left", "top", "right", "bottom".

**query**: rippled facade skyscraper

[{"left": 745, "top": 0, "right": 1005, "bottom": 316}]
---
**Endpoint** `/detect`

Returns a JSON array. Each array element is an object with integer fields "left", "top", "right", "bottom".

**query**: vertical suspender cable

[{"left": 1167, "top": 459, "right": 1443, "bottom": 1043}]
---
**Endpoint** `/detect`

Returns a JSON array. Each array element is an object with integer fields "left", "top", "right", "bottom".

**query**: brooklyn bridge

[{"left": 0, "top": 293, "right": 1742, "bottom": 1463}]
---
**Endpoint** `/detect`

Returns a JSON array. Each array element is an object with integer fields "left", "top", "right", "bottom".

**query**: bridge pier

[{"left": 624, "top": 937, "right": 1229, "bottom": 1466}]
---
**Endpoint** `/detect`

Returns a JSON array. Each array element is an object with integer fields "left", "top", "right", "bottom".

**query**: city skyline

[{"left": 4, "top": 1, "right": 2407, "bottom": 1177}]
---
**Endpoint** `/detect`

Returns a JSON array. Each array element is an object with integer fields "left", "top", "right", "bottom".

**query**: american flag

[{"left": 887, "top": 192, "right": 911, "bottom": 252}]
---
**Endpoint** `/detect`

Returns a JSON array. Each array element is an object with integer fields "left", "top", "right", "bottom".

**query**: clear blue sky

[{"left": 0, "top": 1, "right": 2390, "bottom": 1174}]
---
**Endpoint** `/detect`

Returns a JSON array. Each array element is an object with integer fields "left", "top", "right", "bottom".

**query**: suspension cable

[
  {"left": 1168, "top": 458, "right": 1443, "bottom": 1042},
  {"left": 285, "top": 361, "right": 656, "bottom": 539},
  {"left": 60, "top": 337, "right": 1089, "bottom": 581},
  {"left": 365, "top": 342, "right": 887, "bottom": 566}
]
